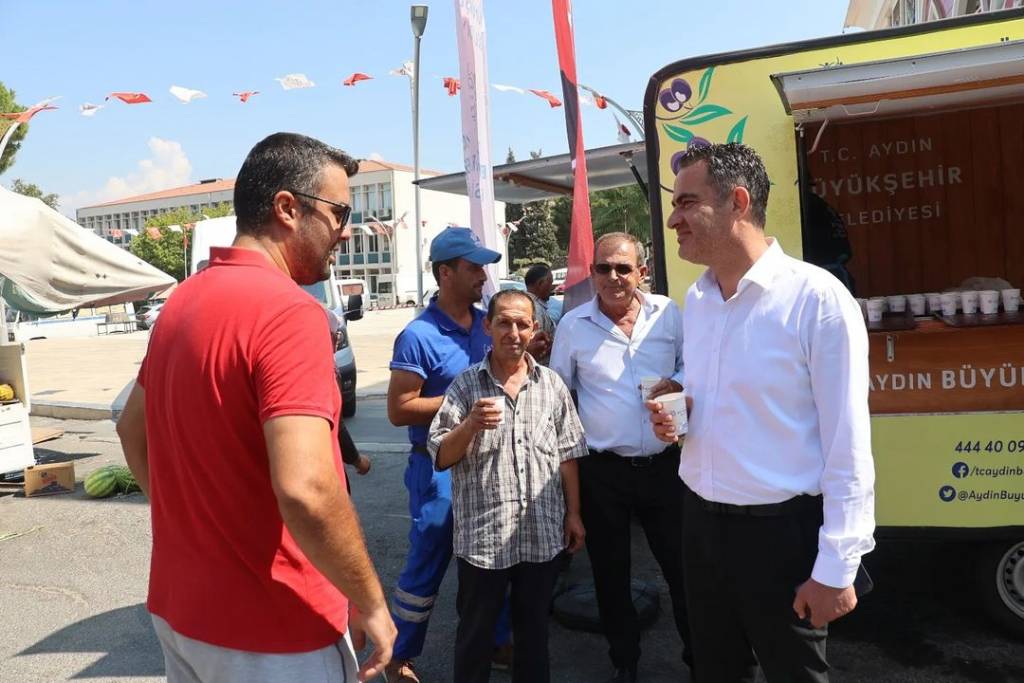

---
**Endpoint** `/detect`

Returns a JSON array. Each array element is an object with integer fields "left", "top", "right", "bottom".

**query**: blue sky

[{"left": 2, "top": 0, "right": 850, "bottom": 216}]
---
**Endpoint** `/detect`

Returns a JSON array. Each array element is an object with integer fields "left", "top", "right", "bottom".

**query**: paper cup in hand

[
  {"left": 658, "top": 391, "right": 688, "bottom": 436},
  {"left": 486, "top": 397, "right": 504, "bottom": 425},
  {"left": 640, "top": 376, "right": 660, "bottom": 400}
]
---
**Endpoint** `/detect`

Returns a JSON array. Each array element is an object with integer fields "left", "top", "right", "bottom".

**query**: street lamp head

[{"left": 410, "top": 5, "right": 428, "bottom": 37}]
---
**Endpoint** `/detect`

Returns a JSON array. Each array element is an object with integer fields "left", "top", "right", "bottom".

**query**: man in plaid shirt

[{"left": 428, "top": 289, "right": 588, "bottom": 683}]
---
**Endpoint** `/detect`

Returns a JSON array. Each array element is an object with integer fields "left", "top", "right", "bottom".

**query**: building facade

[
  {"left": 76, "top": 160, "right": 507, "bottom": 306},
  {"left": 76, "top": 178, "right": 234, "bottom": 247},
  {"left": 846, "top": 0, "right": 1024, "bottom": 30}
]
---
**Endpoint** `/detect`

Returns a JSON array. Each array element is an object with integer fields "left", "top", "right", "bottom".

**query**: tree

[
  {"left": 129, "top": 203, "right": 235, "bottom": 281},
  {"left": 503, "top": 148, "right": 525, "bottom": 263},
  {"left": 11, "top": 178, "right": 59, "bottom": 211},
  {"left": 590, "top": 185, "right": 651, "bottom": 243},
  {"left": 0, "top": 82, "right": 28, "bottom": 175},
  {"left": 509, "top": 199, "right": 562, "bottom": 272}
]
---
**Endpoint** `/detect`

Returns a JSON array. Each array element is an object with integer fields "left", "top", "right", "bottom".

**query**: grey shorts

[{"left": 151, "top": 614, "right": 359, "bottom": 682}]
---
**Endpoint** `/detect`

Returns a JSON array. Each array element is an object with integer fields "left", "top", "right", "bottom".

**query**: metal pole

[
  {"left": 412, "top": 33, "right": 424, "bottom": 309},
  {"left": 579, "top": 84, "right": 645, "bottom": 139}
]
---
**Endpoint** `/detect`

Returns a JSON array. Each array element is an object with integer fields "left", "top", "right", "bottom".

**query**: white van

[{"left": 189, "top": 217, "right": 359, "bottom": 416}]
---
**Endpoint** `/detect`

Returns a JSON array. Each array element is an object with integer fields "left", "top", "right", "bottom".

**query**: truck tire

[{"left": 976, "top": 539, "right": 1024, "bottom": 640}]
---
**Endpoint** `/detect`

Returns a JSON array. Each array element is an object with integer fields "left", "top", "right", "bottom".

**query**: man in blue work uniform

[{"left": 385, "top": 228, "right": 508, "bottom": 683}]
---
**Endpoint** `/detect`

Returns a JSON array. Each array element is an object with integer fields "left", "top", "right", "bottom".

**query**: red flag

[
  {"left": 0, "top": 102, "right": 58, "bottom": 123},
  {"left": 594, "top": 94, "right": 608, "bottom": 109},
  {"left": 528, "top": 89, "right": 562, "bottom": 108},
  {"left": 107, "top": 92, "right": 151, "bottom": 104},
  {"left": 552, "top": 0, "right": 594, "bottom": 312},
  {"left": 233, "top": 91, "right": 260, "bottom": 103},
  {"left": 442, "top": 77, "right": 460, "bottom": 96},
  {"left": 343, "top": 73, "right": 373, "bottom": 86},
  {"left": 146, "top": 227, "right": 162, "bottom": 240}
]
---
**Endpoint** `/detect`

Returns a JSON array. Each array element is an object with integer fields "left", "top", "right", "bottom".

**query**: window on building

[
  {"left": 353, "top": 234, "right": 364, "bottom": 253},
  {"left": 367, "top": 234, "right": 379, "bottom": 253},
  {"left": 380, "top": 182, "right": 393, "bottom": 219},
  {"left": 339, "top": 239, "right": 350, "bottom": 254}
]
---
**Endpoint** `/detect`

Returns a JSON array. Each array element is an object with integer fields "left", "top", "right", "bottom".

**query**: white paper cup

[
  {"left": 925, "top": 293, "right": 942, "bottom": 314},
  {"left": 658, "top": 391, "right": 689, "bottom": 436},
  {"left": 979, "top": 290, "right": 1000, "bottom": 315},
  {"left": 866, "top": 298, "right": 885, "bottom": 323},
  {"left": 1002, "top": 288, "right": 1021, "bottom": 312},
  {"left": 886, "top": 295, "right": 907, "bottom": 313},
  {"left": 640, "top": 376, "right": 660, "bottom": 400},
  {"left": 485, "top": 397, "right": 504, "bottom": 424},
  {"left": 908, "top": 294, "right": 926, "bottom": 316},
  {"left": 940, "top": 292, "right": 959, "bottom": 317},
  {"left": 961, "top": 290, "right": 979, "bottom": 315}
]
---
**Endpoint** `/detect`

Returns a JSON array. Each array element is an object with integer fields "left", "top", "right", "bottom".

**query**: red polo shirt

[{"left": 138, "top": 246, "right": 348, "bottom": 653}]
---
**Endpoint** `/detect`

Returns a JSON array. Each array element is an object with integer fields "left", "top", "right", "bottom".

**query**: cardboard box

[{"left": 24, "top": 462, "right": 75, "bottom": 497}]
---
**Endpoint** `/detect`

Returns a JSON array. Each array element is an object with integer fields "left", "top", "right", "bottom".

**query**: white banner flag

[{"left": 454, "top": 0, "right": 502, "bottom": 294}]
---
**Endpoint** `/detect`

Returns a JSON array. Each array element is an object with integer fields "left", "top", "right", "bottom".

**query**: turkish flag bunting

[
  {"left": 343, "top": 73, "right": 373, "bottom": 86},
  {"left": 594, "top": 94, "right": 608, "bottom": 109},
  {"left": 442, "top": 77, "right": 460, "bottom": 96},
  {"left": 107, "top": 92, "right": 152, "bottom": 104},
  {"left": 233, "top": 91, "right": 260, "bottom": 103},
  {"left": 0, "top": 103, "right": 58, "bottom": 123},
  {"left": 146, "top": 227, "right": 162, "bottom": 240},
  {"left": 528, "top": 89, "right": 562, "bottom": 108}
]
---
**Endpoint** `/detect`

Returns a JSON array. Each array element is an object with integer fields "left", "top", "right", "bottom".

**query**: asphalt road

[{"left": 1, "top": 416, "right": 1023, "bottom": 682}]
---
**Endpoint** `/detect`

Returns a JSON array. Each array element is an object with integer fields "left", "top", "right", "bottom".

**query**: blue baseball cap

[{"left": 429, "top": 227, "right": 502, "bottom": 265}]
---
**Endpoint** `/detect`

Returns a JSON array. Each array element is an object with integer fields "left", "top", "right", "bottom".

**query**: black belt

[
  {"left": 692, "top": 489, "right": 822, "bottom": 518},
  {"left": 588, "top": 444, "right": 679, "bottom": 468}
]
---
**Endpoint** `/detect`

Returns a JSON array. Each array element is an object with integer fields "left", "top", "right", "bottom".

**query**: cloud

[
  {"left": 64, "top": 137, "right": 192, "bottom": 214},
  {"left": 367, "top": 151, "right": 384, "bottom": 162}
]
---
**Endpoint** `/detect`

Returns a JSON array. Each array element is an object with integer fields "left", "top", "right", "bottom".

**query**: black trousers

[
  {"left": 681, "top": 484, "right": 829, "bottom": 683},
  {"left": 578, "top": 446, "right": 691, "bottom": 670},
  {"left": 454, "top": 557, "right": 561, "bottom": 683}
]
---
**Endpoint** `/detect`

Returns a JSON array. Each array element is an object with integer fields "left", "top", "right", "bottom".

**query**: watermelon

[
  {"left": 113, "top": 466, "right": 141, "bottom": 494},
  {"left": 84, "top": 466, "right": 120, "bottom": 498}
]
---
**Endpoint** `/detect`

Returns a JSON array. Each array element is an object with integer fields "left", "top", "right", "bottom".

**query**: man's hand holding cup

[
  {"left": 645, "top": 386, "right": 691, "bottom": 444},
  {"left": 468, "top": 397, "right": 504, "bottom": 432}
]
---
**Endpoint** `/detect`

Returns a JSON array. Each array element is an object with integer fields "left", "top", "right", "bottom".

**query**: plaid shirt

[{"left": 428, "top": 352, "right": 588, "bottom": 569}]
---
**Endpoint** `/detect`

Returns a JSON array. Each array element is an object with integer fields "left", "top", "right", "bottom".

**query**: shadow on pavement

[
  {"left": 32, "top": 447, "right": 101, "bottom": 466},
  {"left": 19, "top": 603, "right": 163, "bottom": 679}
]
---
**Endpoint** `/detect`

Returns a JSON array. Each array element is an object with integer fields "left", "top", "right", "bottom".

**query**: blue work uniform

[{"left": 388, "top": 297, "right": 509, "bottom": 660}]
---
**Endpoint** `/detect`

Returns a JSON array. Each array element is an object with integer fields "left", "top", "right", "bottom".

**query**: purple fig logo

[{"left": 658, "top": 67, "right": 749, "bottom": 150}]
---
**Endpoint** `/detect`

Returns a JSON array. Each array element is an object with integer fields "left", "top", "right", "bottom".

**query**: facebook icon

[{"left": 952, "top": 462, "right": 970, "bottom": 479}]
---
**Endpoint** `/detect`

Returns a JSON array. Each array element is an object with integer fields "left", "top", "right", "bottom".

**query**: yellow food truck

[{"left": 644, "top": 9, "right": 1024, "bottom": 636}]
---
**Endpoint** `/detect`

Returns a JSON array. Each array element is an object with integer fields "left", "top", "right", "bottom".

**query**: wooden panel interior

[{"left": 804, "top": 102, "right": 1024, "bottom": 297}]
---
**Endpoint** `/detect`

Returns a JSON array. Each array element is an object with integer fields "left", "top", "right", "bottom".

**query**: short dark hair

[
  {"left": 487, "top": 289, "right": 534, "bottom": 321},
  {"left": 233, "top": 132, "right": 359, "bottom": 236},
  {"left": 431, "top": 257, "right": 459, "bottom": 283},
  {"left": 524, "top": 264, "right": 552, "bottom": 287},
  {"left": 675, "top": 143, "right": 770, "bottom": 227}
]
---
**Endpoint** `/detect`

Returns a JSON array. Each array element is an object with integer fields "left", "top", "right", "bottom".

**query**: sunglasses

[
  {"left": 593, "top": 262, "right": 636, "bottom": 276},
  {"left": 290, "top": 190, "right": 352, "bottom": 228}
]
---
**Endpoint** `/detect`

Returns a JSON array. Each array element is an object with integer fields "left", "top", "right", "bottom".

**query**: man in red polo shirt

[{"left": 116, "top": 132, "right": 395, "bottom": 682}]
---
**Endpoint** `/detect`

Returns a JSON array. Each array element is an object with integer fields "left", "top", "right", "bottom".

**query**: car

[
  {"left": 499, "top": 279, "right": 526, "bottom": 291},
  {"left": 136, "top": 301, "right": 165, "bottom": 330}
]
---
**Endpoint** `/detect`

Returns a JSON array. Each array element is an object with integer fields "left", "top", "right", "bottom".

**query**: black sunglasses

[
  {"left": 290, "top": 190, "right": 352, "bottom": 228},
  {"left": 593, "top": 262, "right": 636, "bottom": 276}
]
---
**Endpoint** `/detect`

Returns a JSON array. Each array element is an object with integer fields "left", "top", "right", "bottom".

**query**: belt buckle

[{"left": 629, "top": 456, "right": 654, "bottom": 468}]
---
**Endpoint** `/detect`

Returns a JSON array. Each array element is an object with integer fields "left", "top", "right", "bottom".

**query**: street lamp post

[{"left": 410, "top": 5, "right": 428, "bottom": 310}]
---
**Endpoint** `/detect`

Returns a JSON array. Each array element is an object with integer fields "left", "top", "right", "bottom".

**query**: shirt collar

[
  {"left": 426, "top": 296, "right": 481, "bottom": 335},
  {"left": 209, "top": 246, "right": 286, "bottom": 274},
  {"left": 480, "top": 350, "right": 539, "bottom": 383},
  {"left": 581, "top": 290, "right": 660, "bottom": 321},
  {"left": 696, "top": 238, "right": 784, "bottom": 295}
]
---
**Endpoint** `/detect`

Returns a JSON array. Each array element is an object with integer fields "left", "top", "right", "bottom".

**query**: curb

[
  {"left": 352, "top": 442, "right": 409, "bottom": 453},
  {"left": 31, "top": 401, "right": 116, "bottom": 421}
]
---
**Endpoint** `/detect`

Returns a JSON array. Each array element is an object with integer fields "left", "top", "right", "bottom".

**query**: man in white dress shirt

[
  {"left": 551, "top": 232, "right": 690, "bottom": 683},
  {"left": 649, "top": 143, "right": 875, "bottom": 682}
]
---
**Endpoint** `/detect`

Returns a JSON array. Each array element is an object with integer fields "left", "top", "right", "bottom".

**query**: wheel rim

[{"left": 995, "top": 541, "right": 1024, "bottom": 621}]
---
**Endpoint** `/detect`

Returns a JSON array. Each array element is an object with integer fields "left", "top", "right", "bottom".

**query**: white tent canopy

[{"left": 0, "top": 186, "right": 176, "bottom": 313}]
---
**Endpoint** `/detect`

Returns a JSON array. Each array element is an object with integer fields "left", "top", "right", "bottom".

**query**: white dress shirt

[
  {"left": 551, "top": 292, "right": 685, "bottom": 458},
  {"left": 680, "top": 239, "right": 875, "bottom": 588}
]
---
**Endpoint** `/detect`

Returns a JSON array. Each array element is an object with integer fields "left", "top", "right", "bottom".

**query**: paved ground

[
  {"left": 2, "top": 416, "right": 1024, "bottom": 682},
  {"left": 21, "top": 308, "right": 417, "bottom": 421}
]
